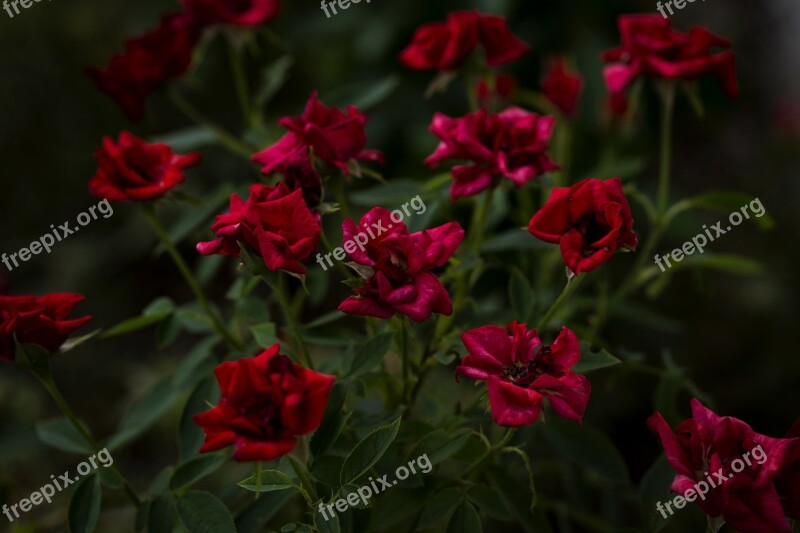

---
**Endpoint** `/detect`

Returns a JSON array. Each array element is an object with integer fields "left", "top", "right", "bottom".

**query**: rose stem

[{"left": 142, "top": 205, "right": 244, "bottom": 351}]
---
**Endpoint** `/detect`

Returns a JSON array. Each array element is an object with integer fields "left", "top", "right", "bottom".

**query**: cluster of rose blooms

[{"left": 2, "top": 2, "right": 796, "bottom": 531}]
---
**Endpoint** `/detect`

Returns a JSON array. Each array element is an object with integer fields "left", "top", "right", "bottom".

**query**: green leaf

[
  {"left": 100, "top": 312, "right": 172, "bottom": 339},
  {"left": 340, "top": 416, "right": 402, "bottom": 486},
  {"left": 466, "top": 484, "right": 510, "bottom": 521},
  {"left": 485, "top": 467, "right": 541, "bottom": 533},
  {"left": 639, "top": 456, "right": 675, "bottom": 533},
  {"left": 144, "top": 297, "right": 176, "bottom": 316},
  {"left": 36, "top": 418, "right": 92, "bottom": 455},
  {"left": 147, "top": 493, "right": 178, "bottom": 533},
  {"left": 151, "top": 127, "right": 217, "bottom": 152},
  {"left": 107, "top": 375, "right": 183, "bottom": 451},
  {"left": 573, "top": 342, "right": 622, "bottom": 373},
  {"left": 310, "top": 382, "right": 350, "bottom": 458},
  {"left": 543, "top": 418, "right": 629, "bottom": 483},
  {"left": 177, "top": 491, "right": 236, "bottom": 533},
  {"left": 348, "top": 179, "right": 427, "bottom": 206},
  {"left": 326, "top": 75, "right": 400, "bottom": 111},
  {"left": 446, "top": 501, "right": 482, "bottom": 533},
  {"left": 15, "top": 341, "right": 51, "bottom": 377},
  {"left": 418, "top": 488, "right": 462, "bottom": 529},
  {"left": 314, "top": 503, "right": 341, "bottom": 533},
  {"left": 480, "top": 229, "right": 551, "bottom": 253},
  {"left": 348, "top": 333, "right": 393, "bottom": 377},
  {"left": 235, "top": 491, "right": 294, "bottom": 533},
  {"left": 407, "top": 429, "right": 471, "bottom": 466},
  {"left": 179, "top": 378, "right": 218, "bottom": 463},
  {"left": 68, "top": 474, "right": 101, "bottom": 533},
  {"left": 170, "top": 453, "right": 227, "bottom": 490},
  {"left": 172, "top": 336, "right": 220, "bottom": 390},
  {"left": 238, "top": 469, "right": 296, "bottom": 493},
  {"left": 683, "top": 191, "right": 774, "bottom": 230},
  {"left": 251, "top": 322, "right": 279, "bottom": 349},
  {"left": 509, "top": 267, "right": 535, "bottom": 322},
  {"left": 680, "top": 253, "right": 763, "bottom": 275},
  {"left": 255, "top": 56, "right": 294, "bottom": 108}
]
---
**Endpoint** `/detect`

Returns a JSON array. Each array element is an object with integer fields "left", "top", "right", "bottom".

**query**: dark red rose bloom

[
  {"left": 252, "top": 92, "right": 383, "bottom": 176},
  {"left": 542, "top": 58, "right": 583, "bottom": 116},
  {"left": 648, "top": 400, "right": 800, "bottom": 533},
  {"left": 0, "top": 294, "right": 92, "bottom": 362},
  {"left": 399, "top": 10, "right": 529, "bottom": 71},
  {"left": 89, "top": 131, "right": 201, "bottom": 202},
  {"left": 86, "top": 13, "right": 200, "bottom": 121},
  {"left": 476, "top": 74, "right": 517, "bottom": 108},
  {"left": 197, "top": 184, "right": 320, "bottom": 275},
  {"left": 776, "top": 419, "right": 800, "bottom": 520},
  {"left": 182, "top": 0, "right": 280, "bottom": 27},
  {"left": 425, "top": 108, "right": 559, "bottom": 201},
  {"left": 601, "top": 15, "right": 738, "bottom": 102},
  {"left": 455, "top": 323, "right": 590, "bottom": 427},
  {"left": 280, "top": 153, "right": 323, "bottom": 210},
  {"left": 338, "top": 208, "right": 463, "bottom": 323},
  {"left": 528, "top": 178, "right": 637, "bottom": 274},
  {"left": 193, "top": 345, "right": 335, "bottom": 462}
]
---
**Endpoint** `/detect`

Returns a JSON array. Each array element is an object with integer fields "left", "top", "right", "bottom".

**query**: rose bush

[{"left": 4, "top": 3, "right": 794, "bottom": 533}]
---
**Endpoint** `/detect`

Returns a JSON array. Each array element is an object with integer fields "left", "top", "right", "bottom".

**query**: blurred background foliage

[{"left": 1, "top": 0, "right": 799, "bottom": 531}]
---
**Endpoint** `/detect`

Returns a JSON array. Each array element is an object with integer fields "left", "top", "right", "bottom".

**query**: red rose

[
  {"left": 542, "top": 58, "right": 583, "bottom": 116},
  {"left": 528, "top": 178, "right": 637, "bottom": 274},
  {"left": 601, "top": 15, "right": 738, "bottom": 102},
  {"left": 338, "top": 207, "right": 463, "bottom": 323},
  {"left": 476, "top": 74, "right": 517, "bottom": 108},
  {"left": 182, "top": 0, "right": 280, "bottom": 27},
  {"left": 86, "top": 13, "right": 200, "bottom": 121},
  {"left": 400, "top": 11, "right": 529, "bottom": 71},
  {"left": 89, "top": 131, "right": 201, "bottom": 202},
  {"left": 280, "top": 153, "right": 323, "bottom": 210},
  {"left": 648, "top": 400, "right": 800, "bottom": 533},
  {"left": 252, "top": 92, "right": 383, "bottom": 175},
  {"left": 455, "top": 323, "right": 590, "bottom": 427},
  {"left": 425, "top": 108, "right": 559, "bottom": 201},
  {"left": 193, "top": 345, "right": 335, "bottom": 462},
  {"left": 0, "top": 294, "right": 92, "bottom": 362},
  {"left": 776, "top": 419, "right": 800, "bottom": 520},
  {"left": 197, "top": 184, "right": 320, "bottom": 275}
]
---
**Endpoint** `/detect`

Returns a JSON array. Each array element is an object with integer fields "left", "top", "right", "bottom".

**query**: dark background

[{"left": 1, "top": 0, "right": 798, "bottom": 531}]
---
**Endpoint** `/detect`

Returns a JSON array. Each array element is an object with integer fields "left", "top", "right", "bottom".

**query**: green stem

[
  {"left": 537, "top": 275, "right": 585, "bottom": 331},
  {"left": 263, "top": 273, "right": 313, "bottom": 369},
  {"left": 227, "top": 40, "right": 255, "bottom": 128},
  {"left": 463, "top": 427, "right": 517, "bottom": 479},
  {"left": 470, "top": 187, "right": 495, "bottom": 257},
  {"left": 332, "top": 179, "right": 352, "bottom": 221},
  {"left": 588, "top": 84, "right": 675, "bottom": 341},
  {"left": 398, "top": 317, "right": 410, "bottom": 405},
  {"left": 143, "top": 207, "right": 243, "bottom": 351},
  {"left": 36, "top": 373, "right": 141, "bottom": 507},
  {"left": 657, "top": 82, "right": 676, "bottom": 216},
  {"left": 168, "top": 89, "right": 256, "bottom": 159},
  {"left": 254, "top": 462, "right": 262, "bottom": 500}
]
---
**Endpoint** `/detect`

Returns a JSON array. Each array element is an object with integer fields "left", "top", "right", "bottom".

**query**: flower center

[{"left": 503, "top": 346, "right": 553, "bottom": 385}]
